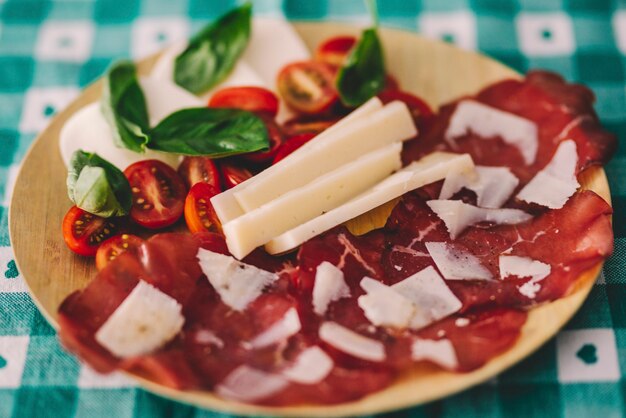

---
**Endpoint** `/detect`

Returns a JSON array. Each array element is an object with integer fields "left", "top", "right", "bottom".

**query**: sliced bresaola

[{"left": 403, "top": 71, "right": 616, "bottom": 187}]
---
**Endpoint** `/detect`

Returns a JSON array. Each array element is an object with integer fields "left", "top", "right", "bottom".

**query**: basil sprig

[
  {"left": 336, "top": 27, "right": 386, "bottom": 107},
  {"left": 101, "top": 61, "right": 150, "bottom": 152},
  {"left": 67, "top": 151, "right": 132, "bottom": 217},
  {"left": 174, "top": 3, "right": 252, "bottom": 94},
  {"left": 149, "top": 107, "right": 269, "bottom": 157}
]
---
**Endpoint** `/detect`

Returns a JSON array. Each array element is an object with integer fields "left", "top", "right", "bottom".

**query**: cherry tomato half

[
  {"left": 184, "top": 183, "right": 222, "bottom": 234},
  {"left": 273, "top": 133, "right": 316, "bottom": 164},
  {"left": 124, "top": 160, "right": 186, "bottom": 229},
  {"left": 62, "top": 206, "right": 119, "bottom": 256},
  {"left": 315, "top": 36, "right": 356, "bottom": 67},
  {"left": 377, "top": 90, "right": 434, "bottom": 120},
  {"left": 277, "top": 61, "right": 338, "bottom": 114},
  {"left": 220, "top": 161, "right": 254, "bottom": 189},
  {"left": 95, "top": 234, "right": 144, "bottom": 271},
  {"left": 177, "top": 156, "right": 221, "bottom": 190},
  {"left": 208, "top": 86, "right": 279, "bottom": 117},
  {"left": 240, "top": 114, "right": 284, "bottom": 164}
]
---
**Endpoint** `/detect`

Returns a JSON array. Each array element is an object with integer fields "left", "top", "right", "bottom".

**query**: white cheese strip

[
  {"left": 516, "top": 140, "right": 580, "bottom": 209},
  {"left": 358, "top": 278, "right": 416, "bottom": 329},
  {"left": 312, "top": 262, "right": 350, "bottom": 316},
  {"left": 411, "top": 338, "right": 458, "bottom": 370},
  {"left": 211, "top": 97, "right": 385, "bottom": 223},
  {"left": 392, "top": 266, "right": 462, "bottom": 330},
  {"left": 196, "top": 248, "right": 277, "bottom": 311},
  {"left": 427, "top": 200, "right": 532, "bottom": 239},
  {"left": 319, "top": 322, "right": 386, "bottom": 362},
  {"left": 223, "top": 142, "right": 402, "bottom": 259},
  {"left": 281, "top": 346, "right": 334, "bottom": 385},
  {"left": 445, "top": 100, "right": 538, "bottom": 165},
  {"left": 216, "top": 365, "right": 288, "bottom": 402},
  {"left": 499, "top": 255, "right": 551, "bottom": 299},
  {"left": 439, "top": 166, "right": 519, "bottom": 209},
  {"left": 249, "top": 308, "right": 301, "bottom": 349},
  {"left": 425, "top": 241, "right": 493, "bottom": 281},
  {"left": 266, "top": 152, "right": 475, "bottom": 255},
  {"left": 95, "top": 280, "right": 184, "bottom": 358}
]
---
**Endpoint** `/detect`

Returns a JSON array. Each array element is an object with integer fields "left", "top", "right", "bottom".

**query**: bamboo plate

[{"left": 9, "top": 22, "right": 610, "bottom": 417}]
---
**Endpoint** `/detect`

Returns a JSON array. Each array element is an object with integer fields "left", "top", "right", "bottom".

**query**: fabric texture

[{"left": 0, "top": 0, "right": 624, "bottom": 416}]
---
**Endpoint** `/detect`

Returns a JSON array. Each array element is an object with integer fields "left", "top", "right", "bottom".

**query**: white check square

[
  {"left": 419, "top": 11, "right": 477, "bottom": 51},
  {"left": 35, "top": 21, "right": 95, "bottom": 62},
  {"left": 131, "top": 17, "right": 189, "bottom": 60},
  {"left": 557, "top": 329, "right": 620, "bottom": 383},
  {"left": 517, "top": 13, "right": 575, "bottom": 56},
  {"left": 0, "top": 246, "right": 27, "bottom": 293},
  {"left": 0, "top": 336, "right": 30, "bottom": 388},
  {"left": 19, "top": 87, "right": 79, "bottom": 134}
]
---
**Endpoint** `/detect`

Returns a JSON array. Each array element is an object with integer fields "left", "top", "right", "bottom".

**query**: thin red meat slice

[{"left": 403, "top": 70, "right": 616, "bottom": 186}]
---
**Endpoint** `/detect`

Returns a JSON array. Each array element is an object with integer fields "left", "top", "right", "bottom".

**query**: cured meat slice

[{"left": 403, "top": 71, "right": 616, "bottom": 186}]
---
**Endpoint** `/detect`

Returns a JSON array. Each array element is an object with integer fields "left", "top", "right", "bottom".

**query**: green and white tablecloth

[{"left": 0, "top": 0, "right": 624, "bottom": 416}]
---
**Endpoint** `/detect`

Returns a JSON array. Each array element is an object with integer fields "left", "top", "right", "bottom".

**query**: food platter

[{"left": 9, "top": 22, "right": 610, "bottom": 416}]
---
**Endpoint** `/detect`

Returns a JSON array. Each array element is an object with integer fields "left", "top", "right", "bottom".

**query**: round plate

[{"left": 9, "top": 22, "right": 610, "bottom": 417}]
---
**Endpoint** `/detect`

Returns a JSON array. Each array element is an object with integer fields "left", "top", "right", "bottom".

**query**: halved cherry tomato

[
  {"left": 184, "top": 183, "right": 221, "bottom": 234},
  {"left": 124, "top": 160, "right": 186, "bottom": 229},
  {"left": 62, "top": 206, "right": 119, "bottom": 256},
  {"left": 315, "top": 36, "right": 356, "bottom": 67},
  {"left": 220, "top": 161, "right": 254, "bottom": 189},
  {"left": 95, "top": 234, "right": 144, "bottom": 271},
  {"left": 282, "top": 115, "right": 338, "bottom": 136},
  {"left": 208, "top": 86, "right": 279, "bottom": 117},
  {"left": 194, "top": 231, "right": 229, "bottom": 255},
  {"left": 377, "top": 90, "right": 434, "bottom": 120},
  {"left": 273, "top": 133, "right": 316, "bottom": 164},
  {"left": 240, "top": 114, "right": 283, "bottom": 164},
  {"left": 277, "top": 61, "right": 338, "bottom": 114},
  {"left": 177, "top": 156, "right": 221, "bottom": 190}
]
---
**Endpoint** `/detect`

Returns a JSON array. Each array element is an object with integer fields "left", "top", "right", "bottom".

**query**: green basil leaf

[
  {"left": 147, "top": 107, "right": 269, "bottom": 157},
  {"left": 67, "top": 150, "right": 132, "bottom": 217},
  {"left": 336, "top": 28, "right": 386, "bottom": 107},
  {"left": 101, "top": 61, "right": 150, "bottom": 152},
  {"left": 174, "top": 3, "right": 252, "bottom": 94}
]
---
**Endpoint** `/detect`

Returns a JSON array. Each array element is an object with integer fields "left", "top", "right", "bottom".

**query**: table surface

[{"left": 0, "top": 0, "right": 625, "bottom": 417}]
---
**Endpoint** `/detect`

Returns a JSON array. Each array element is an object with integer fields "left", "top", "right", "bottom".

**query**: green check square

[
  {"left": 605, "top": 283, "right": 626, "bottom": 328},
  {"left": 13, "top": 387, "right": 78, "bottom": 418},
  {"left": 491, "top": 52, "right": 528, "bottom": 73},
  {"left": 327, "top": 0, "right": 368, "bottom": 18},
  {"left": 606, "top": 159, "right": 626, "bottom": 199},
  {"left": 0, "top": 294, "right": 38, "bottom": 336},
  {"left": 94, "top": 0, "right": 140, "bottom": 23},
  {"left": 576, "top": 53, "right": 624, "bottom": 82},
  {"left": 378, "top": 0, "right": 419, "bottom": 16},
  {"left": 79, "top": 58, "right": 113, "bottom": 87},
  {"left": 48, "top": 0, "right": 94, "bottom": 20},
  {"left": 20, "top": 336, "right": 80, "bottom": 386},
  {"left": 1, "top": 0, "right": 50, "bottom": 23},
  {"left": 0, "top": 25, "right": 38, "bottom": 55},
  {"left": 141, "top": 0, "right": 188, "bottom": 16},
  {"left": 440, "top": 384, "right": 501, "bottom": 417},
  {"left": 560, "top": 384, "right": 625, "bottom": 418},
  {"left": 587, "top": 82, "right": 626, "bottom": 122},
  {"left": 284, "top": 0, "right": 328, "bottom": 19},
  {"left": 573, "top": 15, "right": 619, "bottom": 52},
  {"left": 0, "top": 207, "right": 7, "bottom": 246},
  {"left": 91, "top": 25, "right": 132, "bottom": 58},
  {"left": 470, "top": 0, "right": 518, "bottom": 12},
  {"left": 421, "top": 0, "right": 470, "bottom": 11},
  {"left": 517, "top": 0, "right": 564, "bottom": 11},
  {"left": 187, "top": 0, "right": 238, "bottom": 19},
  {"left": 476, "top": 15, "right": 519, "bottom": 53},
  {"left": 0, "top": 130, "right": 18, "bottom": 166},
  {"left": 527, "top": 56, "right": 576, "bottom": 80},
  {"left": 75, "top": 389, "right": 137, "bottom": 418},
  {"left": 613, "top": 329, "right": 626, "bottom": 376},
  {"left": 564, "top": 0, "right": 610, "bottom": 12},
  {"left": 565, "top": 287, "right": 614, "bottom": 329},
  {"left": 133, "top": 390, "right": 198, "bottom": 417},
  {"left": 500, "top": 340, "right": 558, "bottom": 383},
  {"left": 498, "top": 382, "right": 562, "bottom": 417},
  {"left": 32, "top": 62, "right": 82, "bottom": 88},
  {"left": 0, "top": 389, "right": 17, "bottom": 417},
  {"left": 610, "top": 197, "right": 626, "bottom": 238},
  {"left": 0, "top": 57, "right": 35, "bottom": 93}
]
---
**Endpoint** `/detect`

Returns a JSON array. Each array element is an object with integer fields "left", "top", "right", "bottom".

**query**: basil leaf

[
  {"left": 67, "top": 150, "right": 132, "bottom": 217},
  {"left": 101, "top": 61, "right": 150, "bottom": 152},
  {"left": 174, "top": 3, "right": 252, "bottom": 94},
  {"left": 336, "top": 28, "right": 386, "bottom": 107},
  {"left": 148, "top": 107, "right": 269, "bottom": 157}
]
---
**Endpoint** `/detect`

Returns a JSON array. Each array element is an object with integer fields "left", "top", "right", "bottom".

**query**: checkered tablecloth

[{"left": 0, "top": 0, "right": 624, "bottom": 416}]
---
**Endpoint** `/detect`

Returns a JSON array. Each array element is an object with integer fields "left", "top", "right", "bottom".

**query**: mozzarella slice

[
  {"left": 249, "top": 308, "right": 301, "bottom": 349},
  {"left": 516, "top": 140, "right": 580, "bottom": 209},
  {"left": 319, "top": 322, "right": 386, "bottom": 362},
  {"left": 392, "top": 266, "right": 462, "bottom": 329},
  {"left": 266, "top": 152, "right": 475, "bottom": 255},
  {"left": 95, "top": 280, "right": 184, "bottom": 358},
  {"left": 281, "top": 346, "right": 334, "bottom": 384},
  {"left": 439, "top": 166, "right": 519, "bottom": 208},
  {"left": 222, "top": 142, "right": 402, "bottom": 259},
  {"left": 427, "top": 200, "right": 532, "bottom": 239},
  {"left": 196, "top": 248, "right": 277, "bottom": 311},
  {"left": 425, "top": 241, "right": 493, "bottom": 281},
  {"left": 60, "top": 77, "right": 203, "bottom": 170},
  {"left": 446, "top": 100, "right": 538, "bottom": 165},
  {"left": 312, "top": 262, "right": 350, "bottom": 316},
  {"left": 411, "top": 338, "right": 458, "bottom": 370},
  {"left": 242, "top": 17, "right": 310, "bottom": 88},
  {"left": 216, "top": 365, "right": 288, "bottom": 402},
  {"left": 358, "top": 278, "right": 416, "bottom": 329},
  {"left": 212, "top": 97, "right": 385, "bottom": 223},
  {"left": 499, "top": 255, "right": 551, "bottom": 299}
]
